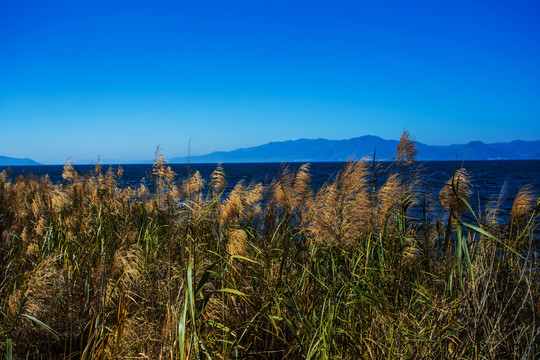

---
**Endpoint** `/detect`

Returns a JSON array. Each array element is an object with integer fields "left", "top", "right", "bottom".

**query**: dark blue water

[{"left": 2, "top": 161, "right": 539, "bottom": 219}]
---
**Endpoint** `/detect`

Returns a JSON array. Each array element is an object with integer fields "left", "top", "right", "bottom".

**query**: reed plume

[
  {"left": 293, "top": 163, "right": 313, "bottom": 210},
  {"left": 395, "top": 129, "right": 418, "bottom": 165},
  {"left": 152, "top": 146, "right": 175, "bottom": 184},
  {"left": 308, "top": 160, "right": 369, "bottom": 247},
  {"left": 220, "top": 181, "right": 246, "bottom": 226},
  {"left": 151, "top": 146, "right": 177, "bottom": 211},
  {"left": 510, "top": 184, "right": 535, "bottom": 226},
  {"left": 183, "top": 170, "right": 205, "bottom": 198},
  {"left": 210, "top": 162, "right": 227, "bottom": 197},
  {"left": 106, "top": 244, "right": 143, "bottom": 308},
  {"left": 439, "top": 168, "right": 472, "bottom": 214},
  {"left": 62, "top": 157, "right": 76, "bottom": 183},
  {"left": 271, "top": 163, "right": 313, "bottom": 215},
  {"left": 227, "top": 228, "right": 248, "bottom": 257},
  {"left": 219, "top": 181, "right": 263, "bottom": 226},
  {"left": 484, "top": 182, "right": 507, "bottom": 226},
  {"left": 272, "top": 165, "right": 294, "bottom": 210},
  {"left": 377, "top": 173, "right": 402, "bottom": 224},
  {"left": 105, "top": 166, "right": 117, "bottom": 191}
]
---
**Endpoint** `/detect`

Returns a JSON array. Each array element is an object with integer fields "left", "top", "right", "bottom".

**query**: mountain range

[
  {"left": 1, "top": 136, "right": 539, "bottom": 165},
  {"left": 170, "top": 136, "right": 540, "bottom": 163}
]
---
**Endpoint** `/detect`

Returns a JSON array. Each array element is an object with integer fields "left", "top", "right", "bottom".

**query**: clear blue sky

[{"left": 1, "top": 0, "right": 539, "bottom": 164}]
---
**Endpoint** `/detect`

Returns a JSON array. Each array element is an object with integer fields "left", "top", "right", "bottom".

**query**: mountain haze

[
  {"left": 0, "top": 156, "right": 41, "bottom": 166},
  {"left": 170, "top": 136, "right": 540, "bottom": 163}
]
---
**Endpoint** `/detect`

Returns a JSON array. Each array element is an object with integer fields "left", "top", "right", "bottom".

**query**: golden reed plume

[
  {"left": 439, "top": 168, "right": 472, "bottom": 213},
  {"left": 510, "top": 184, "right": 535, "bottom": 225},
  {"left": 62, "top": 157, "right": 76, "bottom": 182},
  {"left": 183, "top": 170, "right": 205, "bottom": 196},
  {"left": 220, "top": 181, "right": 263, "bottom": 226},
  {"left": 377, "top": 173, "right": 402, "bottom": 224},
  {"left": 308, "top": 160, "right": 369, "bottom": 247},
  {"left": 396, "top": 129, "right": 419, "bottom": 165},
  {"left": 272, "top": 163, "right": 312, "bottom": 212},
  {"left": 227, "top": 228, "right": 249, "bottom": 257},
  {"left": 210, "top": 163, "right": 227, "bottom": 197}
]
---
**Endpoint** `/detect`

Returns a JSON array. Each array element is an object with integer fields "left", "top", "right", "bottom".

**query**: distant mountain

[
  {"left": 0, "top": 156, "right": 40, "bottom": 166},
  {"left": 169, "top": 136, "right": 540, "bottom": 163}
]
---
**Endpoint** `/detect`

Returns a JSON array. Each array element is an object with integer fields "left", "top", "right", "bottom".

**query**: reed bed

[{"left": 1, "top": 134, "right": 539, "bottom": 359}]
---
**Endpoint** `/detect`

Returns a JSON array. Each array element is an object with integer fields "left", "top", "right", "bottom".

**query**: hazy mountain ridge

[
  {"left": 170, "top": 136, "right": 540, "bottom": 163},
  {"left": 0, "top": 156, "right": 40, "bottom": 166},
  {"left": 2, "top": 137, "right": 539, "bottom": 165}
]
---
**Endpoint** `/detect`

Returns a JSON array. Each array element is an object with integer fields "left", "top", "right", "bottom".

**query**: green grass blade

[
  {"left": 218, "top": 288, "right": 247, "bottom": 297},
  {"left": 463, "top": 222, "right": 523, "bottom": 258},
  {"left": 21, "top": 313, "right": 60, "bottom": 340},
  {"left": 178, "top": 292, "right": 189, "bottom": 360}
]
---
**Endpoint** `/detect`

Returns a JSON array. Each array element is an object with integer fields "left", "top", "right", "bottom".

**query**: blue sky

[{"left": 1, "top": 0, "right": 539, "bottom": 164}]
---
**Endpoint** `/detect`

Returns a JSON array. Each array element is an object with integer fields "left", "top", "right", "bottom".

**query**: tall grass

[{"left": 1, "top": 134, "right": 539, "bottom": 359}]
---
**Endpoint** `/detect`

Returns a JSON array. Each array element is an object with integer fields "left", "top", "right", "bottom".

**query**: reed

[{"left": 0, "top": 135, "right": 539, "bottom": 359}]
